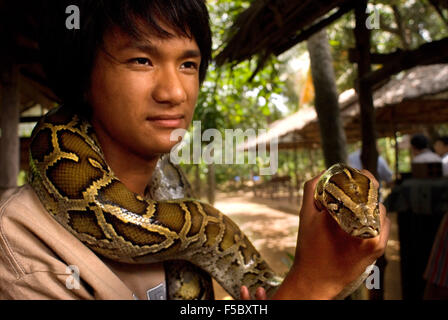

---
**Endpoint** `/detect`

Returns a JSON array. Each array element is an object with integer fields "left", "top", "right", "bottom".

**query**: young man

[
  {"left": 0, "top": 0, "right": 389, "bottom": 300},
  {"left": 348, "top": 147, "right": 394, "bottom": 196},
  {"left": 434, "top": 136, "right": 448, "bottom": 177},
  {"left": 410, "top": 134, "right": 442, "bottom": 164}
]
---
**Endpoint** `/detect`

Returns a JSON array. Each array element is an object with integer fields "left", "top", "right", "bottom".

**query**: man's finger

[
  {"left": 301, "top": 171, "right": 326, "bottom": 215},
  {"left": 255, "top": 287, "right": 267, "bottom": 300},
  {"left": 378, "top": 203, "right": 390, "bottom": 253},
  {"left": 240, "top": 286, "right": 250, "bottom": 300}
]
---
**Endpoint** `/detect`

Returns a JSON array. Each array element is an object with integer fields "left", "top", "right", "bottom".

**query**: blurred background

[{"left": 1, "top": 0, "right": 448, "bottom": 300}]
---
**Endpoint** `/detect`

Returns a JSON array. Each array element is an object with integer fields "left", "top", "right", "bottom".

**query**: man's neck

[
  {"left": 417, "top": 148, "right": 430, "bottom": 155},
  {"left": 104, "top": 149, "right": 160, "bottom": 197},
  {"left": 92, "top": 125, "right": 160, "bottom": 197}
]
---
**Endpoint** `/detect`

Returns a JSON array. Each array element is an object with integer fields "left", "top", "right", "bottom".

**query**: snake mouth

[{"left": 351, "top": 226, "right": 379, "bottom": 239}]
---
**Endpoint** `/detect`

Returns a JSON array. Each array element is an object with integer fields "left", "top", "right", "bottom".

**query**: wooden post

[
  {"left": 293, "top": 147, "right": 299, "bottom": 197},
  {"left": 391, "top": 106, "right": 399, "bottom": 179},
  {"left": 308, "top": 149, "right": 315, "bottom": 175},
  {"left": 393, "top": 130, "right": 399, "bottom": 179},
  {"left": 354, "top": 0, "right": 379, "bottom": 178},
  {"left": 195, "top": 164, "right": 201, "bottom": 199},
  {"left": 206, "top": 162, "right": 216, "bottom": 205},
  {"left": 354, "top": 1, "right": 384, "bottom": 301},
  {"left": 0, "top": 62, "right": 20, "bottom": 190}
]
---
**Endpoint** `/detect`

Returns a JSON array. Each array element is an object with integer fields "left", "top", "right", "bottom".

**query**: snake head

[{"left": 314, "top": 163, "right": 381, "bottom": 239}]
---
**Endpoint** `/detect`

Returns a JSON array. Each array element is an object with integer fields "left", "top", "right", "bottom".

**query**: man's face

[
  {"left": 434, "top": 140, "right": 448, "bottom": 156},
  {"left": 87, "top": 25, "right": 201, "bottom": 160}
]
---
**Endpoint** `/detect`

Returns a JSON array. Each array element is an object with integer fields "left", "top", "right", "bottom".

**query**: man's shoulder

[
  {"left": 0, "top": 185, "right": 40, "bottom": 212},
  {"left": 0, "top": 185, "right": 75, "bottom": 278},
  {"left": 413, "top": 150, "right": 442, "bottom": 163},
  {"left": 442, "top": 154, "right": 448, "bottom": 163},
  {"left": 0, "top": 185, "right": 50, "bottom": 230},
  {"left": 0, "top": 186, "right": 136, "bottom": 300},
  {"left": 348, "top": 150, "right": 361, "bottom": 158}
]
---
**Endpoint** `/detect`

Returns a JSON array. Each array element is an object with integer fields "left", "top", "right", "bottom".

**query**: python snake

[
  {"left": 314, "top": 163, "right": 380, "bottom": 239},
  {"left": 29, "top": 106, "right": 380, "bottom": 300}
]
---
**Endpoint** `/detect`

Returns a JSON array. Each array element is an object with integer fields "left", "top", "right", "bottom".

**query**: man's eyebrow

[
  {"left": 179, "top": 49, "right": 202, "bottom": 60},
  {"left": 122, "top": 40, "right": 201, "bottom": 59},
  {"left": 125, "top": 41, "right": 157, "bottom": 54}
]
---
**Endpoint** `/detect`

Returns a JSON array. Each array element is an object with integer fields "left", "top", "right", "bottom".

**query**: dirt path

[
  {"left": 212, "top": 192, "right": 402, "bottom": 300},
  {"left": 212, "top": 194, "right": 298, "bottom": 299}
]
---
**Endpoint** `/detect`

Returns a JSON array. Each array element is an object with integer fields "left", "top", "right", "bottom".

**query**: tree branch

[
  {"left": 392, "top": 4, "right": 411, "bottom": 50},
  {"left": 429, "top": 0, "right": 448, "bottom": 27},
  {"left": 362, "top": 36, "right": 448, "bottom": 85}
]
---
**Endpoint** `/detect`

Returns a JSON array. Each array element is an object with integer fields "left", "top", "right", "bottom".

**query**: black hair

[
  {"left": 410, "top": 133, "right": 429, "bottom": 150},
  {"left": 38, "top": 0, "right": 212, "bottom": 113},
  {"left": 436, "top": 136, "right": 448, "bottom": 146}
]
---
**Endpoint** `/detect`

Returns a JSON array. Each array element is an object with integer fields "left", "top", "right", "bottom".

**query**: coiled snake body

[{"left": 29, "top": 106, "right": 380, "bottom": 300}]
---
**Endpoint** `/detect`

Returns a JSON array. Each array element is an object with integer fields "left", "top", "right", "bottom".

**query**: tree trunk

[
  {"left": 307, "top": 29, "right": 348, "bottom": 168},
  {"left": 0, "top": 62, "right": 20, "bottom": 190},
  {"left": 392, "top": 5, "right": 411, "bottom": 50},
  {"left": 195, "top": 164, "right": 201, "bottom": 199},
  {"left": 207, "top": 163, "right": 216, "bottom": 205}
]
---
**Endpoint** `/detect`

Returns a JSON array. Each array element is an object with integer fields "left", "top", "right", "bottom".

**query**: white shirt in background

[
  {"left": 348, "top": 149, "right": 393, "bottom": 183},
  {"left": 412, "top": 149, "right": 442, "bottom": 164},
  {"left": 441, "top": 153, "right": 448, "bottom": 177}
]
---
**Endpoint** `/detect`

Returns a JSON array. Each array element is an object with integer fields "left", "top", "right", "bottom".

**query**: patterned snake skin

[
  {"left": 29, "top": 106, "right": 281, "bottom": 300},
  {"left": 29, "top": 106, "right": 380, "bottom": 300}
]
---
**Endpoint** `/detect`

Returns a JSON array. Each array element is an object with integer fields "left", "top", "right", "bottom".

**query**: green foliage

[
  {"left": 183, "top": 0, "right": 448, "bottom": 192},
  {"left": 182, "top": 0, "right": 289, "bottom": 189},
  {"left": 328, "top": 0, "right": 448, "bottom": 92},
  {"left": 196, "top": 0, "right": 285, "bottom": 132}
]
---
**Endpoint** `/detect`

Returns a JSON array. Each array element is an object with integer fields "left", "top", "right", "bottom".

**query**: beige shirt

[{"left": 0, "top": 185, "right": 166, "bottom": 300}]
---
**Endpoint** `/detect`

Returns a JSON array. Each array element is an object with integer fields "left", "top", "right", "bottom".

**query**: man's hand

[
  {"left": 272, "top": 170, "right": 390, "bottom": 300},
  {"left": 240, "top": 286, "right": 267, "bottom": 300}
]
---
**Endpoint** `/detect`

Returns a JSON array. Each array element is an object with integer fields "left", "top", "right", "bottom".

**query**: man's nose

[{"left": 152, "top": 69, "right": 188, "bottom": 106}]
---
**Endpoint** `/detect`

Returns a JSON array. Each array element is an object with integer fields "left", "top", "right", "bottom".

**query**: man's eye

[
  {"left": 181, "top": 61, "right": 199, "bottom": 70},
  {"left": 132, "top": 58, "right": 152, "bottom": 66}
]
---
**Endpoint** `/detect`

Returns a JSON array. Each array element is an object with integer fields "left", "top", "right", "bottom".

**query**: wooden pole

[
  {"left": 394, "top": 130, "right": 399, "bottom": 179},
  {"left": 392, "top": 108, "right": 400, "bottom": 179},
  {"left": 354, "top": 0, "right": 385, "bottom": 301},
  {"left": 0, "top": 62, "right": 20, "bottom": 190},
  {"left": 207, "top": 149, "right": 216, "bottom": 205},
  {"left": 195, "top": 164, "right": 201, "bottom": 199},
  {"left": 287, "top": 150, "right": 293, "bottom": 202},
  {"left": 293, "top": 147, "right": 299, "bottom": 195},
  {"left": 354, "top": 0, "right": 379, "bottom": 178}
]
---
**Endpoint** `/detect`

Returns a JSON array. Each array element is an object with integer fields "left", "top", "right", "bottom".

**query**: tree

[
  {"left": 181, "top": 0, "right": 287, "bottom": 199},
  {"left": 307, "top": 29, "right": 348, "bottom": 167}
]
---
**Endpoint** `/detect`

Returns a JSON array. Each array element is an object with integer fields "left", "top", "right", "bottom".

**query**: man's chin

[{"left": 141, "top": 143, "right": 179, "bottom": 158}]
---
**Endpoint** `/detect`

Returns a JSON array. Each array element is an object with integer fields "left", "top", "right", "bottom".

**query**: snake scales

[{"left": 29, "top": 106, "right": 380, "bottom": 300}]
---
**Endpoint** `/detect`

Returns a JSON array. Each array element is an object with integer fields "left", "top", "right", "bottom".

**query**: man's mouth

[{"left": 146, "top": 115, "right": 185, "bottom": 128}]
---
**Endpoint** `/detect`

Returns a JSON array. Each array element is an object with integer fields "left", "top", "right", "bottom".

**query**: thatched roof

[
  {"left": 0, "top": 0, "right": 57, "bottom": 113},
  {"left": 343, "top": 64, "right": 448, "bottom": 137},
  {"left": 216, "top": 0, "right": 356, "bottom": 68},
  {"left": 240, "top": 90, "right": 356, "bottom": 150},
  {"left": 241, "top": 64, "right": 448, "bottom": 151},
  {"left": 216, "top": 0, "right": 448, "bottom": 69}
]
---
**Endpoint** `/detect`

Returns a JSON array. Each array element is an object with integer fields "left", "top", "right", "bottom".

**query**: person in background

[
  {"left": 348, "top": 147, "right": 393, "bottom": 188},
  {"left": 433, "top": 136, "right": 448, "bottom": 177},
  {"left": 423, "top": 211, "right": 448, "bottom": 300},
  {"left": 422, "top": 136, "right": 448, "bottom": 298},
  {"left": 348, "top": 145, "right": 392, "bottom": 301},
  {"left": 411, "top": 134, "right": 442, "bottom": 164}
]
